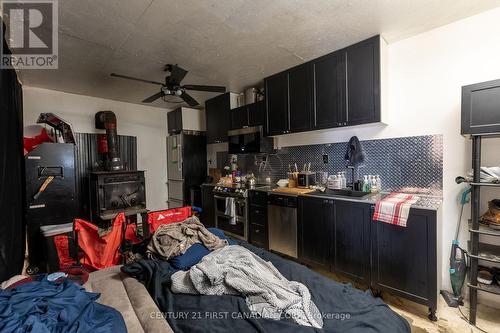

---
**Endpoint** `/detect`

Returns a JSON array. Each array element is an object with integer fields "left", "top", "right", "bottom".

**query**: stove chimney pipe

[{"left": 95, "top": 111, "right": 123, "bottom": 171}]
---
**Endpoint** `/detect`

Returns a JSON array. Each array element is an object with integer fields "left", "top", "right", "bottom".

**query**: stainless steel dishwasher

[{"left": 268, "top": 193, "right": 297, "bottom": 258}]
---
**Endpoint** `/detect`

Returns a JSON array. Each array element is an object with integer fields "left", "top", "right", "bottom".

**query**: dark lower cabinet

[
  {"left": 298, "top": 196, "right": 332, "bottom": 270},
  {"left": 200, "top": 185, "right": 215, "bottom": 228},
  {"left": 371, "top": 208, "right": 437, "bottom": 319},
  {"left": 333, "top": 200, "right": 371, "bottom": 284},
  {"left": 249, "top": 190, "right": 268, "bottom": 249},
  {"left": 297, "top": 196, "right": 438, "bottom": 320}
]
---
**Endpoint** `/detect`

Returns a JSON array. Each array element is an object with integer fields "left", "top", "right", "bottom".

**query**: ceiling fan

[{"left": 110, "top": 64, "right": 226, "bottom": 107}]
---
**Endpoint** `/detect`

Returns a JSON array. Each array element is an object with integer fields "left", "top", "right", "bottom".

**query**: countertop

[{"left": 201, "top": 183, "right": 442, "bottom": 211}]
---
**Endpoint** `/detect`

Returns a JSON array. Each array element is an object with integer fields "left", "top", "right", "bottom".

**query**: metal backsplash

[{"left": 216, "top": 135, "right": 443, "bottom": 196}]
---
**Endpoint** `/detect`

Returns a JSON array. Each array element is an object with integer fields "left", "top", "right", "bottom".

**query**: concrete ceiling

[{"left": 11, "top": 0, "right": 500, "bottom": 109}]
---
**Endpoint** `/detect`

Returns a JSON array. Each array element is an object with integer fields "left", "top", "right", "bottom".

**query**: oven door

[{"left": 214, "top": 195, "right": 247, "bottom": 240}]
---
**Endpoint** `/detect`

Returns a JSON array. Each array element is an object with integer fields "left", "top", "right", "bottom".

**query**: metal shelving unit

[{"left": 468, "top": 135, "right": 500, "bottom": 325}]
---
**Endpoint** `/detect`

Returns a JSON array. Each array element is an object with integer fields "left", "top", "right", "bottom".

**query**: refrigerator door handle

[{"left": 178, "top": 143, "right": 182, "bottom": 173}]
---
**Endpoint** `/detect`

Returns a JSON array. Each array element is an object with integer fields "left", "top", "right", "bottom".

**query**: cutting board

[{"left": 271, "top": 187, "right": 316, "bottom": 195}]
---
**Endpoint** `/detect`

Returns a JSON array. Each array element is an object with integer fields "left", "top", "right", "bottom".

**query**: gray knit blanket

[{"left": 171, "top": 245, "right": 323, "bottom": 328}]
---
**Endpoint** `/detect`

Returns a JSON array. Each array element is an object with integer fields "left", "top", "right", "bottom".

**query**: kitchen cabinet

[
  {"left": 200, "top": 185, "right": 215, "bottom": 228},
  {"left": 230, "top": 101, "right": 266, "bottom": 130},
  {"left": 288, "top": 63, "right": 314, "bottom": 132},
  {"left": 298, "top": 196, "right": 332, "bottom": 270},
  {"left": 461, "top": 78, "right": 500, "bottom": 135},
  {"left": 264, "top": 35, "right": 383, "bottom": 135},
  {"left": 346, "top": 36, "right": 381, "bottom": 125},
  {"left": 205, "top": 93, "right": 233, "bottom": 144},
  {"left": 265, "top": 72, "right": 289, "bottom": 135},
  {"left": 167, "top": 108, "right": 182, "bottom": 134},
  {"left": 248, "top": 101, "right": 265, "bottom": 128},
  {"left": 230, "top": 105, "right": 248, "bottom": 130},
  {"left": 371, "top": 208, "right": 437, "bottom": 319},
  {"left": 313, "top": 51, "right": 346, "bottom": 129},
  {"left": 333, "top": 200, "right": 371, "bottom": 284},
  {"left": 248, "top": 190, "right": 268, "bottom": 249}
]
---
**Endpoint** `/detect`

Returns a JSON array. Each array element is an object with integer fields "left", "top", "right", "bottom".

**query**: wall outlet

[{"left": 323, "top": 154, "right": 328, "bottom": 164}]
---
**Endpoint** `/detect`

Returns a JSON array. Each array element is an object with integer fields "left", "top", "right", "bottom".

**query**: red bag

[
  {"left": 74, "top": 213, "right": 125, "bottom": 271},
  {"left": 147, "top": 207, "right": 192, "bottom": 233},
  {"left": 124, "top": 222, "right": 142, "bottom": 244}
]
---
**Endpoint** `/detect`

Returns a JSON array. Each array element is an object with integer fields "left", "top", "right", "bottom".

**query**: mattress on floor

[
  {"left": 123, "top": 241, "right": 411, "bottom": 333},
  {"left": 84, "top": 265, "right": 174, "bottom": 333}
]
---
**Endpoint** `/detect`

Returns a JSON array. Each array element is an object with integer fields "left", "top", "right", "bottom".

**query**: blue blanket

[
  {"left": 0, "top": 277, "right": 126, "bottom": 333},
  {"left": 169, "top": 227, "right": 235, "bottom": 270}
]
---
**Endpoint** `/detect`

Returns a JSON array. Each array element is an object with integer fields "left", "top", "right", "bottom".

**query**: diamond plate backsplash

[{"left": 216, "top": 135, "right": 443, "bottom": 196}]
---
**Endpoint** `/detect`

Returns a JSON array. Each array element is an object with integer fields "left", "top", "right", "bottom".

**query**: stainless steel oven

[{"left": 213, "top": 190, "right": 248, "bottom": 241}]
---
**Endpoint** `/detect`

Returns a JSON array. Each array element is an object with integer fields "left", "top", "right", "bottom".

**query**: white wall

[
  {"left": 270, "top": 7, "right": 500, "bottom": 306},
  {"left": 23, "top": 87, "right": 170, "bottom": 212}
]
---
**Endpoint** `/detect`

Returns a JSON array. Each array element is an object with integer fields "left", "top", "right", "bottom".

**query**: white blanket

[{"left": 170, "top": 245, "right": 323, "bottom": 328}]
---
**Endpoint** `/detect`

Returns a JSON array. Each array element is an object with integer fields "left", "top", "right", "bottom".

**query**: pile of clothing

[{"left": 0, "top": 274, "right": 126, "bottom": 332}]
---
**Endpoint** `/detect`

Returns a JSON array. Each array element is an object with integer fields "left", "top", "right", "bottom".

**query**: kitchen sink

[{"left": 319, "top": 189, "right": 371, "bottom": 198}]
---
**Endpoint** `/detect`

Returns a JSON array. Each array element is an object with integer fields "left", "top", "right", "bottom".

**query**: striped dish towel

[{"left": 372, "top": 193, "right": 420, "bottom": 227}]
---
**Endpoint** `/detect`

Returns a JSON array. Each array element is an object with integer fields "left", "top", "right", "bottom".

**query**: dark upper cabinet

[
  {"left": 346, "top": 36, "right": 381, "bottom": 125},
  {"left": 298, "top": 196, "right": 332, "bottom": 270},
  {"left": 230, "top": 101, "right": 266, "bottom": 130},
  {"left": 264, "top": 35, "right": 382, "bottom": 135},
  {"left": 265, "top": 72, "right": 289, "bottom": 135},
  {"left": 314, "top": 51, "right": 346, "bottom": 129},
  {"left": 205, "top": 93, "right": 231, "bottom": 143},
  {"left": 461, "top": 78, "right": 500, "bottom": 135},
  {"left": 248, "top": 101, "right": 265, "bottom": 128},
  {"left": 230, "top": 106, "right": 249, "bottom": 130},
  {"left": 371, "top": 208, "right": 437, "bottom": 314},
  {"left": 167, "top": 108, "right": 182, "bottom": 134},
  {"left": 333, "top": 200, "right": 371, "bottom": 284},
  {"left": 288, "top": 63, "right": 314, "bottom": 132}
]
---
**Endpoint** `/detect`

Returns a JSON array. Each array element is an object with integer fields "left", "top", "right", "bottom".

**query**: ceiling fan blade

[
  {"left": 182, "top": 84, "right": 226, "bottom": 93},
  {"left": 111, "top": 73, "right": 164, "bottom": 86},
  {"left": 168, "top": 65, "right": 188, "bottom": 85},
  {"left": 180, "top": 92, "right": 199, "bottom": 107},
  {"left": 142, "top": 91, "right": 165, "bottom": 103}
]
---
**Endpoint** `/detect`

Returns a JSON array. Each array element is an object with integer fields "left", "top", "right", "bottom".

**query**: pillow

[{"left": 169, "top": 228, "right": 235, "bottom": 270}]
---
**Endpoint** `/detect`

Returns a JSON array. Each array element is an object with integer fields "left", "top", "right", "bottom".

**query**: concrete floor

[{"left": 316, "top": 268, "right": 498, "bottom": 333}]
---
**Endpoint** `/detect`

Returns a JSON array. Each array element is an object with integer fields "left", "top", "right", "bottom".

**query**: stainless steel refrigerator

[{"left": 167, "top": 131, "right": 207, "bottom": 208}]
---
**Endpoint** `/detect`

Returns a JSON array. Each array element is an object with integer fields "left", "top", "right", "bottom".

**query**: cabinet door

[
  {"left": 265, "top": 72, "right": 289, "bottom": 135},
  {"left": 371, "top": 208, "right": 437, "bottom": 310},
  {"left": 200, "top": 185, "right": 215, "bottom": 228},
  {"left": 298, "top": 197, "right": 332, "bottom": 270},
  {"left": 205, "top": 93, "right": 230, "bottom": 143},
  {"left": 314, "top": 51, "right": 346, "bottom": 129},
  {"left": 248, "top": 101, "right": 265, "bottom": 128},
  {"left": 230, "top": 106, "right": 249, "bottom": 129},
  {"left": 167, "top": 108, "right": 181, "bottom": 134},
  {"left": 346, "top": 36, "right": 380, "bottom": 125},
  {"left": 333, "top": 200, "right": 371, "bottom": 283},
  {"left": 289, "top": 63, "right": 313, "bottom": 132}
]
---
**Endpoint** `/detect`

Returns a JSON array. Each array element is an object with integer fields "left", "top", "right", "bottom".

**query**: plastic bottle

[
  {"left": 363, "top": 175, "right": 369, "bottom": 192},
  {"left": 375, "top": 175, "right": 382, "bottom": 193},
  {"left": 371, "top": 176, "right": 377, "bottom": 193}
]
